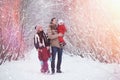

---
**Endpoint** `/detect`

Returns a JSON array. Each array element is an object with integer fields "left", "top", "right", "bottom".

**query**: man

[{"left": 47, "top": 18, "right": 63, "bottom": 74}]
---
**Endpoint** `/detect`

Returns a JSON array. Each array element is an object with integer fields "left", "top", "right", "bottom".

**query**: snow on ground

[{"left": 0, "top": 48, "right": 120, "bottom": 80}]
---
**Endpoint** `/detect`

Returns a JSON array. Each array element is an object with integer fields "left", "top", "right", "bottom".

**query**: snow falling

[{"left": 1, "top": 0, "right": 120, "bottom": 80}]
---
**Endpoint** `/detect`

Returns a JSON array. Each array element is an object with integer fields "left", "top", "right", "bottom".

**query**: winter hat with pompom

[{"left": 58, "top": 19, "right": 64, "bottom": 24}]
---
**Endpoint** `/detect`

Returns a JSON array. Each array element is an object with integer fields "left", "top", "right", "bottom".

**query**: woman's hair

[
  {"left": 50, "top": 18, "right": 56, "bottom": 24},
  {"left": 35, "top": 26, "right": 37, "bottom": 29}
]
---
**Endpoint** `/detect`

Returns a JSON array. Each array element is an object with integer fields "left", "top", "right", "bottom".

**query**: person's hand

[
  {"left": 40, "top": 61, "right": 43, "bottom": 65},
  {"left": 47, "top": 46, "right": 50, "bottom": 50},
  {"left": 36, "top": 49, "right": 39, "bottom": 51},
  {"left": 49, "top": 57, "right": 52, "bottom": 61},
  {"left": 58, "top": 33, "right": 63, "bottom": 37},
  {"left": 38, "top": 49, "right": 42, "bottom": 52},
  {"left": 36, "top": 49, "right": 38, "bottom": 51}
]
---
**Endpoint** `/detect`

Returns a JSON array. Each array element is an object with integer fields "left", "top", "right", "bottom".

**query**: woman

[
  {"left": 47, "top": 18, "right": 63, "bottom": 74},
  {"left": 34, "top": 25, "right": 50, "bottom": 73}
]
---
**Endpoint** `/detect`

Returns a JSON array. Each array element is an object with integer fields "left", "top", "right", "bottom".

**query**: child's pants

[{"left": 41, "top": 61, "right": 49, "bottom": 73}]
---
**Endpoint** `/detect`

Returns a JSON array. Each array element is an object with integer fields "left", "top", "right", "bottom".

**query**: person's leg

[
  {"left": 41, "top": 61, "right": 44, "bottom": 73},
  {"left": 43, "top": 61, "right": 49, "bottom": 73},
  {"left": 51, "top": 47, "right": 57, "bottom": 73},
  {"left": 46, "top": 60, "right": 50, "bottom": 73},
  {"left": 57, "top": 48, "right": 63, "bottom": 73}
]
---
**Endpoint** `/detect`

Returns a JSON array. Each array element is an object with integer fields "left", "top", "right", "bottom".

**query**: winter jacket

[
  {"left": 57, "top": 24, "right": 67, "bottom": 43},
  {"left": 57, "top": 24, "right": 67, "bottom": 34},
  {"left": 47, "top": 24, "right": 60, "bottom": 48},
  {"left": 34, "top": 31, "right": 50, "bottom": 49},
  {"left": 34, "top": 31, "right": 50, "bottom": 61}
]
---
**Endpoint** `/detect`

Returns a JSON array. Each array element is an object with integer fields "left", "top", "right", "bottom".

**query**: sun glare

[
  {"left": 104, "top": 0, "right": 120, "bottom": 30},
  {"left": 109, "top": 0, "right": 120, "bottom": 19}
]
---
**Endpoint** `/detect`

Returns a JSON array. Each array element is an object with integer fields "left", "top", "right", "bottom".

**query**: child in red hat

[{"left": 57, "top": 19, "right": 67, "bottom": 47}]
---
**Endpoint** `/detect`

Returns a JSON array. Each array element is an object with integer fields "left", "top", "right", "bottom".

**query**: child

[
  {"left": 57, "top": 19, "right": 67, "bottom": 47},
  {"left": 34, "top": 26, "right": 50, "bottom": 73}
]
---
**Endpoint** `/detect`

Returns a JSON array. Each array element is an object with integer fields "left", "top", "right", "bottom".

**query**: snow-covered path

[{"left": 0, "top": 49, "right": 120, "bottom": 80}]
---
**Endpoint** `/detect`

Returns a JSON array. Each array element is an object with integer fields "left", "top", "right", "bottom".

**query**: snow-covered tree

[
  {"left": 1, "top": 0, "right": 120, "bottom": 64},
  {"left": 0, "top": 0, "right": 24, "bottom": 64}
]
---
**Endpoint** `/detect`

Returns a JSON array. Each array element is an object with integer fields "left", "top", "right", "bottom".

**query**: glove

[
  {"left": 49, "top": 56, "right": 52, "bottom": 62},
  {"left": 40, "top": 61, "right": 43, "bottom": 65}
]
